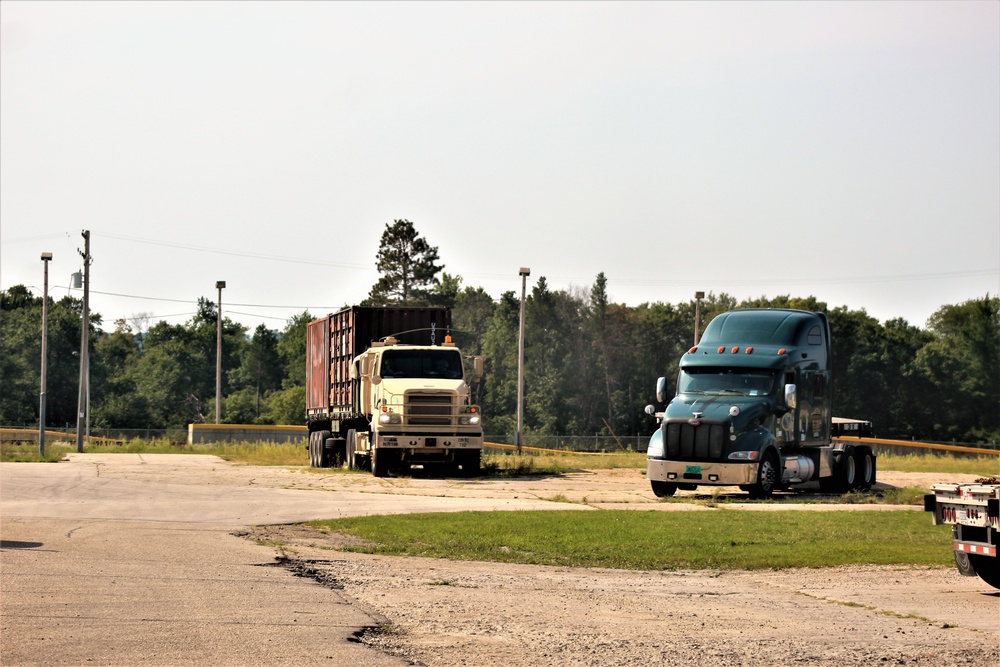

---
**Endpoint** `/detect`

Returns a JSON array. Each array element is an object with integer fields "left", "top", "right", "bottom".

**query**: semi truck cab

[{"left": 646, "top": 309, "right": 875, "bottom": 498}]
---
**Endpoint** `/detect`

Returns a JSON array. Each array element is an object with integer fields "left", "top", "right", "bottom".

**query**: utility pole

[
  {"left": 215, "top": 280, "right": 226, "bottom": 424},
  {"left": 516, "top": 267, "right": 530, "bottom": 455},
  {"left": 39, "top": 252, "right": 52, "bottom": 456},
  {"left": 75, "top": 231, "right": 91, "bottom": 453},
  {"left": 694, "top": 291, "right": 705, "bottom": 345}
]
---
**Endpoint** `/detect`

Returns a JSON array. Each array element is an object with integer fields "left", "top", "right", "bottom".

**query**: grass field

[{"left": 307, "top": 509, "right": 954, "bottom": 570}]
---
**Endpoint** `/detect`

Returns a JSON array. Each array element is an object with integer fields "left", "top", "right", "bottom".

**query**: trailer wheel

[
  {"left": 747, "top": 451, "right": 779, "bottom": 499},
  {"left": 650, "top": 481, "right": 677, "bottom": 498},
  {"left": 854, "top": 446, "right": 875, "bottom": 491},
  {"left": 307, "top": 431, "right": 319, "bottom": 468},
  {"left": 968, "top": 554, "right": 1000, "bottom": 590},
  {"left": 954, "top": 550, "right": 978, "bottom": 577},
  {"left": 346, "top": 429, "right": 357, "bottom": 470},
  {"left": 316, "top": 430, "right": 332, "bottom": 468}
]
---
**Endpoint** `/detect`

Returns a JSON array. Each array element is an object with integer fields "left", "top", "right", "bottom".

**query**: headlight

[
  {"left": 379, "top": 414, "right": 401, "bottom": 425},
  {"left": 647, "top": 429, "right": 664, "bottom": 458},
  {"left": 728, "top": 450, "right": 760, "bottom": 461},
  {"left": 459, "top": 414, "right": 481, "bottom": 426}
]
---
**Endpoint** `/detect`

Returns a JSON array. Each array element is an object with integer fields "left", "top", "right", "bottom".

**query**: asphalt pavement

[{"left": 0, "top": 454, "right": 480, "bottom": 666}]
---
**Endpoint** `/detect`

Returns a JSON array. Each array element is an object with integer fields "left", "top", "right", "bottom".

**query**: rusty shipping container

[{"left": 306, "top": 306, "right": 452, "bottom": 419}]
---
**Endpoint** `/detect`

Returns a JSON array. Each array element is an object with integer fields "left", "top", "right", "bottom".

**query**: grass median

[{"left": 305, "top": 509, "right": 953, "bottom": 570}]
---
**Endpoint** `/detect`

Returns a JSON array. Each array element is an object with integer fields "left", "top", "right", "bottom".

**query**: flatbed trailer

[{"left": 925, "top": 481, "right": 1000, "bottom": 589}]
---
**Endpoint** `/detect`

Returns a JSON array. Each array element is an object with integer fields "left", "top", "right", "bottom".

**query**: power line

[
  {"left": 62, "top": 286, "right": 337, "bottom": 310},
  {"left": 89, "top": 231, "right": 998, "bottom": 290},
  {"left": 96, "top": 232, "right": 373, "bottom": 270}
]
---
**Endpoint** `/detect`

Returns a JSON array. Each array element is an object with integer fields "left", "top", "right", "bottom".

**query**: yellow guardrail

[
  {"left": 487, "top": 437, "right": 999, "bottom": 458},
  {"left": 833, "top": 436, "right": 998, "bottom": 457}
]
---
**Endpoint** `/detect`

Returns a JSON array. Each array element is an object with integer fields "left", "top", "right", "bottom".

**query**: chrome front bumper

[{"left": 647, "top": 458, "right": 758, "bottom": 486}]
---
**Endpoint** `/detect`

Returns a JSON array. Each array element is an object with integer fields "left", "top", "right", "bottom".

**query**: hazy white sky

[{"left": 2, "top": 1, "right": 998, "bottom": 333}]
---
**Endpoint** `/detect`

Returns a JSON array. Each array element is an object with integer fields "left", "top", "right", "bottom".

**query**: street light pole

[
  {"left": 39, "top": 252, "right": 52, "bottom": 456},
  {"left": 516, "top": 267, "right": 530, "bottom": 454},
  {"left": 215, "top": 281, "right": 226, "bottom": 424},
  {"left": 75, "top": 230, "right": 91, "bottom": 453}
]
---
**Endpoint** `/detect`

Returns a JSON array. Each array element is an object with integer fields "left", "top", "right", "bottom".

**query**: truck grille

[
  {"left": 406, "top": 394, "right": 454, "bottom": 425},
  {"left": 664, "top": 422, "right": 726, "bottom": 460}
]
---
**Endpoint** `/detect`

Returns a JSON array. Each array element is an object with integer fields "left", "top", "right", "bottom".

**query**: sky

[{"left": 2, "top": 1, "right": 998, "bottom": 335}]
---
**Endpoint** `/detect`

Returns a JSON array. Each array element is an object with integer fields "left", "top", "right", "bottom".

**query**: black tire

[
  {"left": 968, "top": 554, "right": 1000, "bottom": 590},
  {"left": 307, "top": 431, "right": 319, "bottom": 468},
  {"left": 372, "top": 447, "right": 390, "bottom": 477},
  {"left": 820, "top": 446, "right": 856, "bottom": 494},
  {"left": 854, "top": 445, "right": 876, "bottom": 491},
  {"left": 317, "top": 430, "right": 332, "bottom": 468},
  {"left": 328, "top": 438, "right": 347, "bottom": 467},
  {"left": 650, "top": 480, "right": 677, "bottom": 498},
  {"left": 747, "top": 450, "right": 779, "bottom": 499},
  {"left": 954, "top": 550, "right": 978, "bottom": 577},
  {"left": 460, "top": 450, "right": 481, "bottom": 477},
  {"left": 346, "top": 429, "right": 357, "bottom": 470}
]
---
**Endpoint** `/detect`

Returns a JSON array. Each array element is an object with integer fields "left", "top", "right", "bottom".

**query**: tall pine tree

[{"left": 365, "top": 220, "right": 443, "bottom": 305}]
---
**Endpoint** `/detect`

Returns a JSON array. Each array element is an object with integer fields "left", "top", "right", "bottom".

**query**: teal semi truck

[{"left": 645, "top": 309, "right": 876, "bottom": 498}]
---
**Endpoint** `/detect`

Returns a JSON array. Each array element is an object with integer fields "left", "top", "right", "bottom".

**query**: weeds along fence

[
  {"left": 486, "top": 434, "right": 649, "bottom": 453},
  {"left": 1, "top": 426, "right": 184, "bottom": 445},
  {"left": 3, "top": 425, "right": 996, "bottom": 458}
]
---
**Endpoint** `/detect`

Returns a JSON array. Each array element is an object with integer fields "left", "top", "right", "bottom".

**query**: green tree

[
  {"left": 916, "top": 296, "right": 1000, "bottom": 443},
  {"left": 233, "top": 324, "right": 281, "bottom": 419},
  {"left": 479, "top": 291, "right": 520, "bottom": 435},
  {"left": 453, "top": 286, "right": 496, "bottom": 356},
  {"left": 277, "top": 311, "right": 312, "bottom": 389},
  {"left": 0, "top": 287, "right": 94, "bottom": 428},
  {"left": 365, "top": 219, "right": 443, "bottom": 305},
  {"left": 91, "top": 323, "right": 148, "bottom": 428}
]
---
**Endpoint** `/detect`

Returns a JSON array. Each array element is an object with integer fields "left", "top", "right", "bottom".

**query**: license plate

[{"left": 685, "top": 465, "right": 701, "bottom": 475}]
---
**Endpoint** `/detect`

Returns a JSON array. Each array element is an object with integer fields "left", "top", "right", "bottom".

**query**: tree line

[{"left": 2, "top": 220, "right": 997, "bottom": 445}]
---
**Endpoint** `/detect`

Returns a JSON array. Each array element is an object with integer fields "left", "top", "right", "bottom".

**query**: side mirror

[
  {"left": 784, "top": 383, "right": 797, "bottom": 410},
  {"left": 362, "top": 354, "right": 381, "bottom": 385},
  {"left": 655, "top": 376, "right": 667, "bottom": 404},
  {"left": 472, "top": 356, "right": 484, "bottom": 383}
]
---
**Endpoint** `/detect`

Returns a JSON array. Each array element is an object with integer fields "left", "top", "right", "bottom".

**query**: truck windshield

[
  {"left": 678, "top": 368, "right": 776, "bottom": 397},
  {"left": 380, "top": 349, "right": 464, "bottom": 380}
]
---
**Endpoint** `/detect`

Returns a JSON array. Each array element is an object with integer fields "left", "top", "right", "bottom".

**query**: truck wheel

[
  {"left": 346, "top": 429, "right": 357, "bottom": 470},
  {"left": 307, "top": 432, "right": 319, "bottom": 467},
  {"left": 317, "top": 430, "right": 332, "bottom": 468},
  {"left": 372, "top": 448, "right": 390, "bottom": 477},
  {"left": 327, "top": 438, "right": 347, "bottom": 467},
  {"left": 854, "top": 446, "right": 876, "bottom": 491},
  {"left": 459, "top": 451, "right": 481, "bottom": 477},
  {"left": 954, "top": 550, "right": 978, "bottom": 577},
  {"left": 968, "top": 554, "right": 1000, "bottom": 590},
  {"left": 650, "top": 481, "right": 677, "bottom": 498},
  {"left": 747, "top": 451, "right": 779, "bottom": 499},
  {"left": 841, "top": 445, "right": 857, "bottom": 489},
  {"left": 821, "top": 446, "right": 856, "bottom": 494}
]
